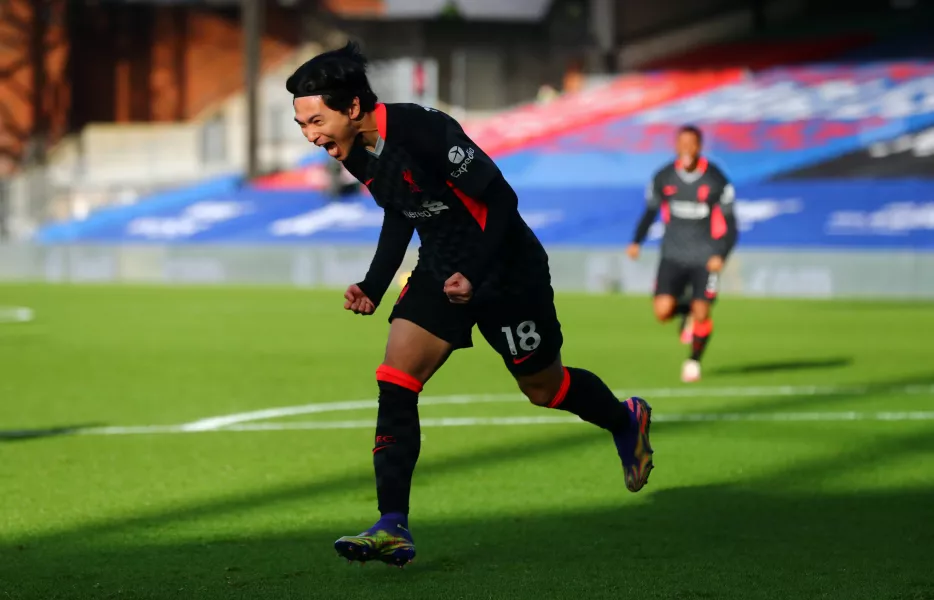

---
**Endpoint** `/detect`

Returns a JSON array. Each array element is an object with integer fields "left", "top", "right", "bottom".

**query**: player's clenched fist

[
  {"left": 443, "top": 272, "right": 473, "bottom": 304},
  {"left": 706, "top": 255, "right": 724, "bottom": 273},
  {"left": 626, "top": 243, "right": 641, "bottom": 260},
  {"left": 344, "top": 284, "right": 375, "bottom": 315}
]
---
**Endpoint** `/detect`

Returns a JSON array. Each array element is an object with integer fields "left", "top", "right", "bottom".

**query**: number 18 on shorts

[{"left": 477, "top": 293, "right": 564, "bottom": 377}]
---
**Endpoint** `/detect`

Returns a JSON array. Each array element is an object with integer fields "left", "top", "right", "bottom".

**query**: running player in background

[
  {"left": 627, "top": 125, "right": 738, "bottom": 383},
  {"left": 288, "top": 41, "right": 654, "bottom": 567}
]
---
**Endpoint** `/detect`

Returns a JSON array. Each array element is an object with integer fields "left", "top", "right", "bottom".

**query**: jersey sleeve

[
  {"left": 407, "top": 107, "right": 514, "bottom": 288},
  {"left": 632, "top": 173, "right": 663, "bottom": 244},
  {"left": 356, "top": 208, "right": 415, "bottom": 308},
  {"left": 711, "top": 172, "right": 738, "bottom": 257},
  {"left": 416, "top": 108, "right": 501, "bottom": 199}
]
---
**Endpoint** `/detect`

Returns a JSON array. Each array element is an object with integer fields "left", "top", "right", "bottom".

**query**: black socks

[{"left": 373, "top": 367, "right": 423, "bottom": 516}]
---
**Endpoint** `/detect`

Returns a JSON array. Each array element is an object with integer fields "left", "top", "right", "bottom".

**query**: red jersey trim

[
  {"left": 446, "top": 181, "right": 488, "bottom": 230},
  {"left": 374, "top": 103, "right": 388, "bottom": 139}
]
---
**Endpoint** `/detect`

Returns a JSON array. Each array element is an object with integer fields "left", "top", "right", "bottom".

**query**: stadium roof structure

[
  {"left": 100, "top": 0, "right": 552, "bottom": 20},
  {"left": 321, "top": 0, "right": 553, "bottom": 21}
]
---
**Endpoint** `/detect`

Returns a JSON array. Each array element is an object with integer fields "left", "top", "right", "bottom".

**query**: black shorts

[
  {"left": 654, "top": 258, "right": 720, "bottom": 303},
  {"left": 387, "top": 270, "right": 563, "bottom": 377}
]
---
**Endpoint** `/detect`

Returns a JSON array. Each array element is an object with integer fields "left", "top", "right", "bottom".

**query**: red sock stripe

[
  {"left": 547, "top": 367, "right": 572, "bottom": 409},
  {"left": 376, "top": 364, "right": 424, "bottom": 393},
  {"left": 693, "top": 318, "right": 713, "bottom": 337}
]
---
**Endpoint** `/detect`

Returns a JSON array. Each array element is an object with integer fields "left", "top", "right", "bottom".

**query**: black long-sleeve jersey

[
  {"left": 343, "top": 103, "right": 550, "bottom": 307},
  {"left": 632, "top": 157, "right": 738, "bottom": 266}
]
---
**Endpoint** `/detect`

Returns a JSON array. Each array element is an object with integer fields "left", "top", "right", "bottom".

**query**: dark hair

[
  {"left": 677, "top": 124, "right": 703, "bottom": 144},
  {"left": 286, "top": 40, "right": 379, "bottom": 113}
]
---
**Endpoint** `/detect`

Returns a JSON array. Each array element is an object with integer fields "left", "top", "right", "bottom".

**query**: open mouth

[{"left": 323, "top": 141, "right": 340, "bottom": 158}]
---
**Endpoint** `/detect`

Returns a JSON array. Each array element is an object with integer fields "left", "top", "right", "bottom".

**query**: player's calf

[
  {"left": 676, "top": 294, "right": 693, "bottom": 343},
  {"left": 373, "top": 366, "right": 422, "bottom": 516},
  {"left": 681, "top": 320, "right": 712, "bottom": 383},
  {"left": 690, "top": 318, "right": 713, "bottom": 361},
  {"left": 682, "top": 300, "right": 713, "bottom": 383},
  {"left": 518, "top": 361, "right": 631, "bottom": 434}
]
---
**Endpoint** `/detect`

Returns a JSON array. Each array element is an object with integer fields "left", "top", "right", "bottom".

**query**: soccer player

[
  {"left": 627, "top": 125, "right": 738, "bottom": 383},
  {"left": 287, "top": 42, "right": 654, "bottom": 567}
]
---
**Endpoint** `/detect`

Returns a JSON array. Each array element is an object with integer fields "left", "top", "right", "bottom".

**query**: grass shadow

[
  {"left": 0, "top": 424, "right": 102, "bottom": 443},
  {"left": 1, "top": 483, "right": 931, "bottom": 600},
  {"left": 709, "top": 356, "right": 853, "bottom": 375}
]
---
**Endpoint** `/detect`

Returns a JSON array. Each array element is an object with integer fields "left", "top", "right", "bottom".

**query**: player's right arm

[
  {"left": 351, "top": 208, "right": 415, "bottom": 312},
  {"left": 628, "top": 174, "right": 663, "bottom": 259}
]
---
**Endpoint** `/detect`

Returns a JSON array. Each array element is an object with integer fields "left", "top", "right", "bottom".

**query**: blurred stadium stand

[{"left": 1, "top": 0, "right": 933, "bottom": 297}]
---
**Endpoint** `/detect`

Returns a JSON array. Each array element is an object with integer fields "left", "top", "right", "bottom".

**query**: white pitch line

[
  {"left": 0, "top": 306, "right": 34, "bottom": 324},
  {"left": 80, "top": 425, "right": 190, "bottom": 435},
  {"left": 75, "top": 411, "right": 934, "bottom": 437},
  {"left": 180, "top": 383, "right": 934, "bottom": 432},
  {"left": 181, "top": 394, "right": 525, "bottom": 432}
]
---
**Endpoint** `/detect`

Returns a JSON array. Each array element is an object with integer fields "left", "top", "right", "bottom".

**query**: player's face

[
  {"left": 675, "top": 131, "right": 701, "bottom": 168},
  {"left": 293, "top": 95, "right": 360, "bottom": 161}
]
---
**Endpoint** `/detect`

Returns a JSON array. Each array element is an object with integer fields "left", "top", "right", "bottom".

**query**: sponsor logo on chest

[
  {"left": 403, "top": 199, "right": 450, "bottom": 220},
  {"left": 670, "top": 200, "right": 711, "bottom": 220}
]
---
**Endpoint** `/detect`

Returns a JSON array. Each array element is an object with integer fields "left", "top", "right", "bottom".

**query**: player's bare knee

[
  {"left": 653, "top": 296, "right": 677, "bottom": 322},
  {"left": 518, "top": 380, "right": 558, "bottom": 406},
  {"left": 516, "top": 360, "right": 565, "bottom": 406},
  {"left": 382, "top": 318, "right": 453, "bottom": 384},
  {"left": 691, "top": 301, "right": 711, "bottom": 322},
  {"left": 654, "top": 304, "right": 675, "bottom": 322}
]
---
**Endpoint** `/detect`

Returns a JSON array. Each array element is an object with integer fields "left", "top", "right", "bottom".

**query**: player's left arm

[
  {"left": 413, "top": 109, "right": 515, "bottom": 288},
  {"left": 356, "top": 208, "right": 415, "bottom": 309},
  {"left": 711, "top": 173, "right": 739, "bottom": 265}
]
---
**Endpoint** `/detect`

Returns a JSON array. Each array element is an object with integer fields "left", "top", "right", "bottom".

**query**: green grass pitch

[{"left": 1, "top": 283, "right": 932, "bottom": 599}]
